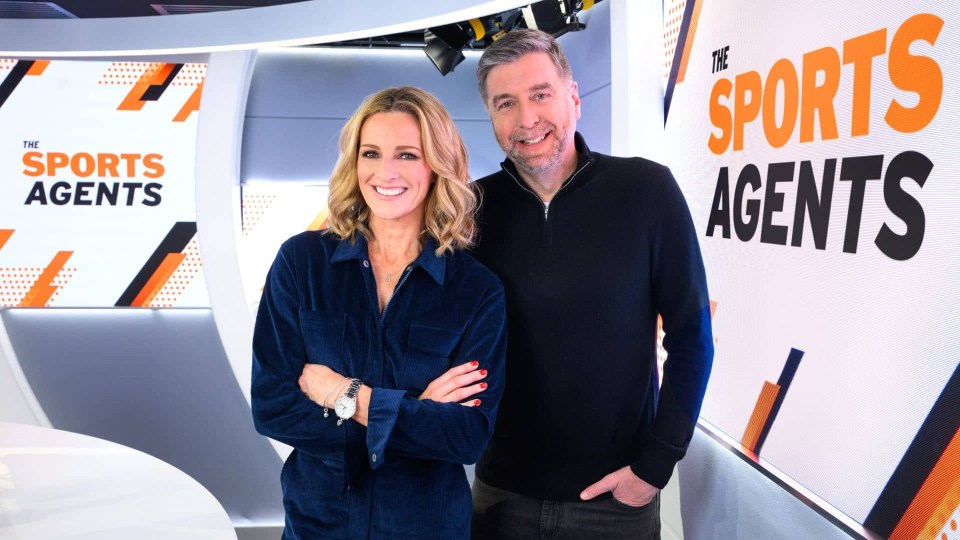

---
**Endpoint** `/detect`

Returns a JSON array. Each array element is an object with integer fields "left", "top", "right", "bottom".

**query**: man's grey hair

[{"left": 476, "top": 28, "right": 573, "bottom": 105}]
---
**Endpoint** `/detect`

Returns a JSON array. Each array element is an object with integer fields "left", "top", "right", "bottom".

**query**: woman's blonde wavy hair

[{"left": 326, "top": 86, "right": 476, "bottom": 256}]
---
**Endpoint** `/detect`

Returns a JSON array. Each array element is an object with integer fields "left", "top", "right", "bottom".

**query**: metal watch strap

[
  {"left": 344, "top": 378, "right": 361, "bottom": 400},
  {"left": 334, "top": 378, "right": 362, "bottom": 426}
]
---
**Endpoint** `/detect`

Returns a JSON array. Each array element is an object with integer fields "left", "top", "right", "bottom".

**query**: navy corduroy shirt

[{"left": 252, "top": 231, "right": 506, "bottom": 540}]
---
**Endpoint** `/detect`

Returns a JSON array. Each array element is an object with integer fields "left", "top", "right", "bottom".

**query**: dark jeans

[{"left": 471, "top": 478, "right": 660, "bottom": 540}]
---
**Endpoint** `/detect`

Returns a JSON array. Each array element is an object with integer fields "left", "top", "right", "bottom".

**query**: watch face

[{"left": 335, "top": 396, "right": 356, "bottom": 419}]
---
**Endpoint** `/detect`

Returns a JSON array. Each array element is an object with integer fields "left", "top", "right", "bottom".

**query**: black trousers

[{"left": 471, "top": 478, "right": 661, "bottom": 540}]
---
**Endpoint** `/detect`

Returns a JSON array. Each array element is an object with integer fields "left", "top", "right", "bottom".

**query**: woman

[{"left": 251, "top": 87, "right": 506, "bottom": 540}]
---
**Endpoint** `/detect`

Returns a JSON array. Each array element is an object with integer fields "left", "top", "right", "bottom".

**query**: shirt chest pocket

[
  {"left": 402, "top": 323, "right": 463, "bottom": 393},
  {"left": 299, "top": 310, "right": 346, "bottom": 372}
]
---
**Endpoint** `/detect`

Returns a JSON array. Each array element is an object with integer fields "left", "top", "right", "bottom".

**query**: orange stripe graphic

[
  {"left": 19, "top": 250, "right": 73, "bottom": 307},
  {"left": 306, "top": 208, "right": 330, "bottom": 231},
  {"left": 890, "top": 427, "right": 960, "bottom": 540},
  {"left": 26, "top": 60, "right": 50, "bottom": 76},
  {"left": 130, "top": 252, "right": 186, "bottom": 307},
  {"left": 118, "top": 63, "right": 175, "bottom": 111},
  {"left": 742, "top": 381, "right": 780, "bottom": 452},
  {"left": 676, "top": 0, "right": 704, "bottom": 84},
  {"left": 173, "top": 81, "right": 203, "bottom": 122},
  {"left": 0, "top": 229, "right": 13, "bottom": 251}
]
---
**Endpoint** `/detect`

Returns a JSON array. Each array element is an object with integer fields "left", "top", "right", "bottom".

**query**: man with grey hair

[{"left": 468, "top": 28, "right": 714, "bottom": 539}]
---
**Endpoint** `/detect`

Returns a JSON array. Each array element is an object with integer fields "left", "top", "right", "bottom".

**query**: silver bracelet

[{"left": 321, "top": 377, "right": 349, "bottom": 418}]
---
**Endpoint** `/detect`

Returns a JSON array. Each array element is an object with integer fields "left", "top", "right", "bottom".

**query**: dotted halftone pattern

[
  {"left": 0, "top": 266, "right": 76, "bottom": 307},
  {"left": 49, "top": 266, "right": 76, "bottom": 305},
  {"left": 663, "top": 0, "right": 687, "bottom": 84},
  {"left": 241, "top": 192, "right": 278, "bottom": 236},
  {"left": 0, "top": 58, "right": 16, "bottom": 72},
  {"left": 97, "top": 62, "right": 206, "bottom": 87},
  {"left": 172, "top": 64, "right": 206, "bottom": 87},
  {"left": 935, "top": 501, "right": 960, "bottom": 540},
  {"left": 149, "top": 236, "right": 202, "bottom": 308}
]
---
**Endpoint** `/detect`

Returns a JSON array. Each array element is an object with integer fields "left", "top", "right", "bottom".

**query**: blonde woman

[{"left": 252, "top": 87, "right": 506, "bottom": 539}]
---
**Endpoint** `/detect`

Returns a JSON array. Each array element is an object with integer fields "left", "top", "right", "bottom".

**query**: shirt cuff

[
  {"left": 630, "top": 438, "right": 685, "bottom": 489},
  {"left": 365, "top": 387, "right": 406, "bottom": 470}
]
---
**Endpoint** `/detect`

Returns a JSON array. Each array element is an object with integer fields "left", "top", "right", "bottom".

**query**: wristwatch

[{"left": 334, "top": 378, "right": 362, "bottom": 426}]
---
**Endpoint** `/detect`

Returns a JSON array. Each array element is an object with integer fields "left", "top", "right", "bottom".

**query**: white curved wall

[{"left": 0, "top": 0, "right": 532, "bottom": 56}]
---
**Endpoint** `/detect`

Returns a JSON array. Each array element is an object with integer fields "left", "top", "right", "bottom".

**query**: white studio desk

[{"left": 0, "top": 422, "right": 237, "bottom": 540}]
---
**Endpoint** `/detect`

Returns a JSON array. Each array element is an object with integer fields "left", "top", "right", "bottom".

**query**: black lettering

[
  {"left": 74, "top": 181, "right": 94, "bottom": 205},
  {"left": 839, "top": 155, "right": 884, "bottom": 254},
  {"left": 50, "top": 181, "right": 72, "bottom": 205},
  {"left": 734, "top": 164, "right": 762, "bottom": 241},
  {"left": 760, "top": 161, "right": 794, "bottom": 245},
  {"left": 142, "top": 182, "right": 162, "bottom": 206},
  {"left": 97, "top": 182, "right": 119, "bottom": 206},
  {"left": 706, "top": 167, "right": 731, "bottom": 238},
  {"left": 122, "top": 182, "right": 142, "bottom": 206},
  {"left": 875, "top": 151, "right": 931, "bottom": 261},
  {"left": 24, "top": 181, "right": 48, "bottom": 205},
  {"left": 791, "top": 159, "right": 836, "bottom": 250}
]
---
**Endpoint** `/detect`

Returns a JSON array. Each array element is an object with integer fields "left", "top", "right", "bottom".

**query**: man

[{"left": 469, "top": 29, "right": 714, "bottom": 539}]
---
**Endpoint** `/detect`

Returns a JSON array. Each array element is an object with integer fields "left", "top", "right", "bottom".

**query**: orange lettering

[
  {"left": 47, "top": 152, "right": 70, "bottom": 176},
  {"left": 98, "top": 153, "right": 120, "bottom": 177},
  {"left": 709, "top": 78, "right": 734, "bottom": 155},
  {"left": 762, "top": 59, "right": 799, "bottom": 148},
  {"left": 886, "top": 13, "right": 943, "bottom": 133},
  {"left": 800, "top": 46, "right": 840, "bottom": 143},
  {"left": 143, "top": 153, "right": 165, "bottom": 179},
  {"left": 120, "top": 153, "right": 141, "bottom": 177},
  {"left": 733, "top": 71, "right": 762, "bottom": 151},
  {"left": 70, "top": 152, "right": 96, "bottom": 177},
  {"left": 843, "top": 29, "right": 886, "bottom": 137},
  {"left": 22, "top": 151, "right": 44, "bottom": 176}
]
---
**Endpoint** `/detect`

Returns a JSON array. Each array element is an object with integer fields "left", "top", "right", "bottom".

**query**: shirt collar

[{"left": 331, "top": 233, "right": 446, "bottom": 285}]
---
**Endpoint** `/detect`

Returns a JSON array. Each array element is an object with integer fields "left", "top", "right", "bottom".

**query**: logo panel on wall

[
  {"left": 661, "top": 0, "right": 958, "bottom": 536},
  {"left": 0, "top": 59, "right": 208, "bottom": 307}
]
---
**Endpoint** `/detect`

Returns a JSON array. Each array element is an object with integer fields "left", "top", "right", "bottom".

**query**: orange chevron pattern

[
  {"left": 890, "top": 427, "right": 960, "bottom": 540},
  {"left": 117, "top": 63, "right": 176, "bottom": 111},
  {"left": 130, "top": 252, "right": 186, "bottom": 307},
  {"left": 173, "top": 81, "right": 203, "bottom": 122},
  {"left": 19, "top": 251, "right": 73, "bottom": 307},
  {"left": 663, "top": 0, "right": 686, "bottom": 84},
  {"left": 675, "top": 0, "right": 703, "bottom": 84},
  {"left": 0, "top": 229, "right": 13, "bottom": 251},
  {"left": 149, "top": 237, "right": 202, "bottom": 308},
  {"left": 25, "top": 60, "right": 50, "bottom": 76},
  {"left": 742, "top": 381, "right": 781, "bottom": 452}
]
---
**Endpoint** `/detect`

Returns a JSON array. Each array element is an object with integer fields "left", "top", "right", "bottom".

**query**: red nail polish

[
  {"left": 480, "top": 383, "right": 488, "bottom": 389},
  {"left": 470, "top": 361, "right": 479, "bottom": 367},
  {"left": 474, "top": 399, "right": 481, "bottom": 406},
  {"left": 479, "top": 369, "right": 487, "bottom": 376}
]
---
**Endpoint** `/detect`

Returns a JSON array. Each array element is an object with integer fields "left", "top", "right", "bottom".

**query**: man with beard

[{"left": 469, "top": 29, "right": 714, "bottom": 539}]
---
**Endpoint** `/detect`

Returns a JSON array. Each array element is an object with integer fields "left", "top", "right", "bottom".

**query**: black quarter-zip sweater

[{"left": 471, "top": 133, "right": 714, "bottom": 501}]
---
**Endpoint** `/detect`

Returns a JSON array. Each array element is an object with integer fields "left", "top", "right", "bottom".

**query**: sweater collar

[{"left": 500, "top": 132, "right": 594, "bottom": 192}]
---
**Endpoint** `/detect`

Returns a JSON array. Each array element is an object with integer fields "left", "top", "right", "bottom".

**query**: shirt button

[
  {"left": 371, "top": 453, "right": 377, "bottom": 462},
  {"left": 363, "top": 260, "right": 370, "bottom": 267}
]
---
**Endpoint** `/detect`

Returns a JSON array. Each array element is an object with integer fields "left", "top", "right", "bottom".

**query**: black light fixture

[
  {"left": 423, "top": 29, "right": 467, "bottom": 75},
  {"left": 424, "top": 18, "right": 497, "bottom": 76},
  {"left": 523, "top": 0, "right": 596, "bottom": 38},
  {"left": 423, "top": 1, "right": 601, "bottom": 76}
]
